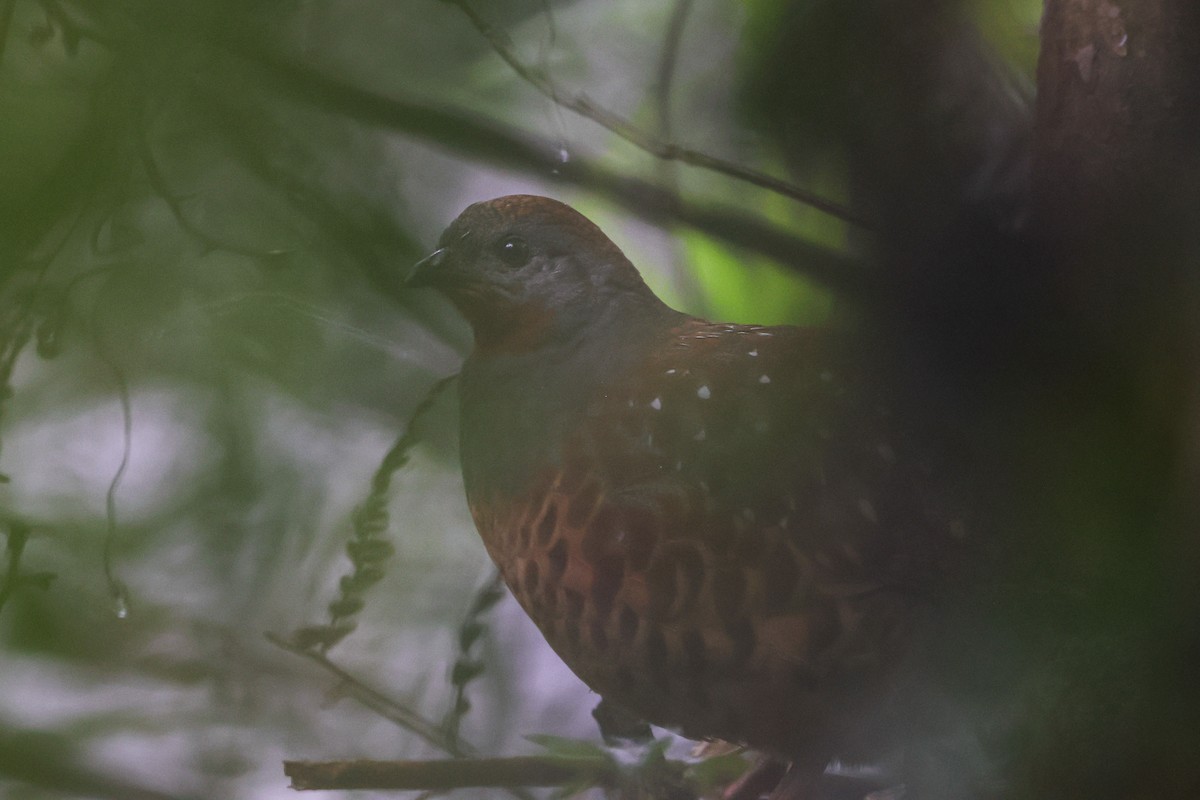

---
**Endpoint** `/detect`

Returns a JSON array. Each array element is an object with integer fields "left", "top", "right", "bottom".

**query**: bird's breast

[{"left": 456, "top": 320, "right": 931, "bottom": 754}]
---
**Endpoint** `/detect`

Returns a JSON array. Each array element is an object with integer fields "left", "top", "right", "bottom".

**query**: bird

[{"left": 408, "top": 195, "right": 963, "bottom": 797}]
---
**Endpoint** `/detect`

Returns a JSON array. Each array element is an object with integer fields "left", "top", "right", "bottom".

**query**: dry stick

[
  {"left": 285, "top": 756, "right": 616, "bottom": 792},
  {"left": 447, "top": 0, "right": 870, "bottom": 229}
]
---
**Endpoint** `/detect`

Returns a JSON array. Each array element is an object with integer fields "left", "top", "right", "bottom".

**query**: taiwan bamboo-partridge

[{"left": 409, "top": 195, "right": 958, "bottom": 790}]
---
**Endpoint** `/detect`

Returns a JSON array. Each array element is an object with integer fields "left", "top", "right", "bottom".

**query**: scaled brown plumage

[{"left": 409, "top": 195, "right": 960, "bottom": 789}]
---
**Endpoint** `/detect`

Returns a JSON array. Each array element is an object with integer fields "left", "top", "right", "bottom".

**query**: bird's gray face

[{"left": 408, "top": 195, "right": 649, "bottom": 351}]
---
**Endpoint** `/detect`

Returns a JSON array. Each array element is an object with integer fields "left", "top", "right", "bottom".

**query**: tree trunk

[{"left": 1023, "top": 1, "right": 1200, "bottom": 796}]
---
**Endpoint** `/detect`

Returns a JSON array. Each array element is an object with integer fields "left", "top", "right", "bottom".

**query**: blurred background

[{"left": 2, "top": 0, "right": 1197, "bottom": 798}]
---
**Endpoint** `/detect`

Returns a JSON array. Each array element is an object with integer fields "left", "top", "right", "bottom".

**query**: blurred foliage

[{"left": 0, "top": 0, "right": 1195, "bottom": 798}]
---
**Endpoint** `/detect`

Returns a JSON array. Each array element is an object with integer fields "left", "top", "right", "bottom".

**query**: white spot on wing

[
  {"left": 650, "top": 397, "right": 662, "bottom": 410},
  {"left": 693, "top": 429, "right": 707, "bottom": 441},
  {"left": 759, "top": 375, "right": 771, "bottom": 384},
  {"left": 748, "top": 349, "right": 758, "bottom": 357},
  {"left": 697, "top": 385, "right": 711, "bottom": 400}
]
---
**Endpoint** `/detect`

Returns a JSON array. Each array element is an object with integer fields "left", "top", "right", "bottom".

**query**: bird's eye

[{"left": 494, "top": 236, "right": 530, "bottom": 267}]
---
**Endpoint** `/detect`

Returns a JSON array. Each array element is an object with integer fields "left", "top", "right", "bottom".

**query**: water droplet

[
  {"left": 112, "top": 583, "right": 131, "bottom": 619},
  {"left": 550, "top": 146, "right": 571, "bottom": 176}
]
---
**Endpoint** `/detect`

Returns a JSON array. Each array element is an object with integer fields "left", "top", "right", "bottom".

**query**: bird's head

[{"left": 408, "top": 195, "right": 662, "bottom": 352}]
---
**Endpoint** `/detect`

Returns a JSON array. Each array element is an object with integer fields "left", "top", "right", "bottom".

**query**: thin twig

[
  {"left": 266, "top": 632, "right": 473, "bottom": 758},
  {"left": 269, "top": 631, "right": 537, "bottom": 800},
  {"left": 447, "top": 0, "right": 870, "bottom": 228},
  {"left": 135, "top": 107, "right": 281, "bottom": 260},
  {"left": 0, "top": 522, "right": 29, "bottom": 614},
  {"left": 654, "top": 0, "right": 695, "bottom": 144},
  {"left": 285, "top": 755, "right": 616, "bottom": 791}
]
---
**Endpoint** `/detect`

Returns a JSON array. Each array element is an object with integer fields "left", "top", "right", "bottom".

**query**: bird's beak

[{"left": 406, "top": 247, "right": 447, "bottom": 288}]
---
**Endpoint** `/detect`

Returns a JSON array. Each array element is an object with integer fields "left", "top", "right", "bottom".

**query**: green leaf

[
  {"left": 327, "top": 596, "right": 365, "bottom": 618},
  {"left": 685, "top": 752, "right": 752, "bottom": 792},
  {"left": 346, "top": 539, "right": 394, "bottom": 565},
  {"left": 458, "top": 620, "right": 485, "bottom": 650},
  {"left": 638, "top": 736, "right": 672, "bottom": 768}
]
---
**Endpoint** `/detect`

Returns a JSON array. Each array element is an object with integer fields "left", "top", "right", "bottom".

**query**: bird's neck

[
  {"left": 458, "top": 293, "right": 685, "bottom": 500},
  {"left": 468, "top": 299, "right": 557, "bottom": 356},
  {"left": 464, "top": 284, "right": 671, "bottom": 357}
]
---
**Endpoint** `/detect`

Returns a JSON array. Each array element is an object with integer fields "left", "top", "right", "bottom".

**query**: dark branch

[{"left": 202, "top": 36, "right": 872, "bottom": 297}]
